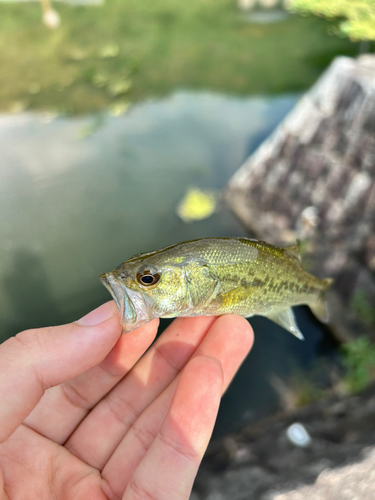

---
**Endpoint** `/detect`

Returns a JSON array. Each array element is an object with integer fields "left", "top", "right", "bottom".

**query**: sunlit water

[{"left": 0, "top": 90, "right": 337, "bottom": 434}]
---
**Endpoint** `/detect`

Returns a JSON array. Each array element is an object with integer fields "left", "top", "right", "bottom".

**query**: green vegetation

[
  {"left": 350, "top": 289, "right": 375, "bottom": 327},
  {"left": 341, "top": 337, "right": 375, "bottom": 393},
  {"left": 286, "top": 337, "right": 375, "bottom": 409},
  {"left": 288, "top": 0, "right": 375, "bottom": 42},
  {"left": 0, "top": 0, "right": 358, "bottom": 114}
]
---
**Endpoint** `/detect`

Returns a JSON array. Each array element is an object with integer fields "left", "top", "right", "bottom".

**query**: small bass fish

[{"left": 100, "top": 237, "right": 332, "bottom": 339}]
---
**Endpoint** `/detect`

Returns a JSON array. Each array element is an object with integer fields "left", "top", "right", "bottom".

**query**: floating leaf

[
  {"left": 92, "top": 73, "right": 109, "bottom": 88},
  {"left": 109, "top": 100, "right": 131, "bottom": 116},
  {"left": 176, "top": 187, "right": 218, "bottom": 223},
  {"left": 99, "top": 44, "right": 120, "bottom": 58},
  {"left": 108, "top": 79, "right": 132, "bottom": 96}
]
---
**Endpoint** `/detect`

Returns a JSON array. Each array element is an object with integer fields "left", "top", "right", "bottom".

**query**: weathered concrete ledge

[{"left": 226, "top": 55, "right": 375, "bottom": 341}]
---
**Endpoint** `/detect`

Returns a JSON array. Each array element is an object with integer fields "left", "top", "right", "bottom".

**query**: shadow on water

[{"left": 1, "top": 249, "right": 64, "bottom": 341}]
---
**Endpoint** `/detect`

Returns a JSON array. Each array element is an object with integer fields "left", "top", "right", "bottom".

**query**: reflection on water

[
  {"left": 0, "top": 90, "right": 299, "bottom": 341},
  {"left": 0, "top": 3, "right": 357, "bottom": 114},
  {"left": 0, "top": 89, "right": 339, "bottom": 432}
]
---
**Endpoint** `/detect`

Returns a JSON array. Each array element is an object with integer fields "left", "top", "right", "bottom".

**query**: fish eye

[{"left": 137, "top": 269, "right": 161, "bottom": 288}]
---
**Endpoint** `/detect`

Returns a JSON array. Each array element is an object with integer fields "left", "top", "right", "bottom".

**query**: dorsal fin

[{"left": 284, "top": 241, "right": 302, "bottom": 264}]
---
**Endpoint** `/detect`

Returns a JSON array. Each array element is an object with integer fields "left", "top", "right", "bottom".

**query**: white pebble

[{"left": 286, "top": 422, "right": 312, "bottom": 448}]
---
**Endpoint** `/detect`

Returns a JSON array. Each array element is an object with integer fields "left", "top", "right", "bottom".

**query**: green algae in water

[{"left": 0, "top": 0, "right": 358, "bottom": 114}]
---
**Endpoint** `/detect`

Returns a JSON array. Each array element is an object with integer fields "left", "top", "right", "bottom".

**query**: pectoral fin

[
  {"left": 219, "top": 286, "right": 250, "bottom": 309},
  {"left": 267, "top": 308, "right": 304, "bottom": 340},
  {"left": 212, "top": 279, "right": 263, "bottom": 314}
]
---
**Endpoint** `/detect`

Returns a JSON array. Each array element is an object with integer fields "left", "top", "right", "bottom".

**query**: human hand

[{"left": 0, "top": 301, "right": 253, "bottom": 500}]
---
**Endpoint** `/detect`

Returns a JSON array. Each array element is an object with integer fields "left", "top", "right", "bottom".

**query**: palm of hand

[{"left": 0, "top": 303, "right": 253, "bottom": 500}]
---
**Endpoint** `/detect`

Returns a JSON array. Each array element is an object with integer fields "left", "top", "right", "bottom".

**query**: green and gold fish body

[{"left": 100, "top": 237, "right": 332, "bottom": 339}]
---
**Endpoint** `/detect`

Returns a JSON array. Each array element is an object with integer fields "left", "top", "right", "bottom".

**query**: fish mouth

[
  {"left": 99, "top": 273, "right": 125, "bottom": 316},
  {"left": 99, "top": 272, "right": 152, "bottom": 332}
]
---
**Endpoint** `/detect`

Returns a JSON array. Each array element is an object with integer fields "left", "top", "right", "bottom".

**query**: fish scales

[{"left": 100, "top": 237, "right": 332, "bottom": 339}]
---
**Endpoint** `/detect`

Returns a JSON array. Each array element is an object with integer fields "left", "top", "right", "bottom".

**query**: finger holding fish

[{"left": 101, "top": 314, "right": 253, "bottom": 497}]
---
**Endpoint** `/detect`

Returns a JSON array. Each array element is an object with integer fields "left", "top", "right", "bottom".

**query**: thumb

[{"left": 0, "top": 301, "right": 122, "bottom": 443}]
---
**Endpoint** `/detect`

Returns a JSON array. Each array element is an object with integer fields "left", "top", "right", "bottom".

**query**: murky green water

[
  {"left": 0, "top": 91, "right": 298, "bottom": 338},
  {"left": 0, "top": 1, "right": 353, "bottom": 433},
  {"left": 0, "top": 91, "right": 339, "bottom": 433}
]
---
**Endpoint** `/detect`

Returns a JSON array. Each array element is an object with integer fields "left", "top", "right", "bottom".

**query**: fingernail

[{"left": 77, "top": 301, "right": 116, "bottom": 327}]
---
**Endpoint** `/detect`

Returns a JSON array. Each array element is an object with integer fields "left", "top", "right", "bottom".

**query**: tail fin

[{"left": 309, "top": 278, "right": 333, "bottom": 323}]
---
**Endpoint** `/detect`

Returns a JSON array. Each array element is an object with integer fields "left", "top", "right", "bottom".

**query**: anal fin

[{"left": 267, "top": 308, "right": 304, "bottom": 340}]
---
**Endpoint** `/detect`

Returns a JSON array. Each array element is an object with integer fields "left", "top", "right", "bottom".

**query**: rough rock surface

[
  {"left": 273, "top": 448, "right": 375, "bottom": 500},
  {"left": 226, "top": 55, "right": 375, "bottom": 342},
  {"left": 193, "top": 384, "right": 375, "bottom": 499}
]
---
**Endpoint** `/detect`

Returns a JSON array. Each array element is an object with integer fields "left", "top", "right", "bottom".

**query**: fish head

[{"left": 100, "top": 253, "right": 188, "bottom": 332}]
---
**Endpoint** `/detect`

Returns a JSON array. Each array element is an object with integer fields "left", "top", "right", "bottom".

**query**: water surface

[{"left": 0, "top": 90, "right": 339, "bottom": 433}]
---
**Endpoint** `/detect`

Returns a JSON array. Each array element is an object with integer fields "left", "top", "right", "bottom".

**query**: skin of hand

[{"left": 0, "top": 301, "right": 254, "bottom": 500}]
